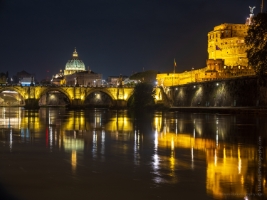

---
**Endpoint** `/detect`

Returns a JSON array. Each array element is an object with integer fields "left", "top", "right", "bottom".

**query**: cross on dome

[{"left": 73, "top": 47, "right": 78, "bottom": 58}]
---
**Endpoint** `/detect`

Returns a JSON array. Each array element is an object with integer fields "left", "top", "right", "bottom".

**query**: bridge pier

[
  {"left": 24, "top": 98, "right": 39, "bottom": 109},
  {"left": 70, "top": 99, "right": 83, "bottom": 108},
  {"left": 114, "top": 100, "right": 127, "bottom": 108}
]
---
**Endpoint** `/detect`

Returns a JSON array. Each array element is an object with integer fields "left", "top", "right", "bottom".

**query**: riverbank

[{"left": 169, "top": 106, "right": 267, "bottom": 114}]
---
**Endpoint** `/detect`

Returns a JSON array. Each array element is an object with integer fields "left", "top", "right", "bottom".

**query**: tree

[
  {"left": 0, "top": 72, "right": 7, "bottom": 84},
  {"left": 129, "top": 70, "right": 158, "bottom": 84},
  {"left": 128, "top": 82, "right": 155, "bottom": 110},
  {"left": 245, "top": 12, "right": 267, "bottom": 85}
]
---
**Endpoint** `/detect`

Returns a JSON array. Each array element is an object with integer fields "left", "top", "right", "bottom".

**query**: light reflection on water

[{"left": 0, "top": 107, "right": 266, "bottom": 200}]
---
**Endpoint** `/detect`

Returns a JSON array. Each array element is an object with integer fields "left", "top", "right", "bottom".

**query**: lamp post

[
  {"left": 191, "top": 67, "right": 194, "bottom": 82},
  {"left": 7, "top": 102, "right": 10, "bottom": 128}
]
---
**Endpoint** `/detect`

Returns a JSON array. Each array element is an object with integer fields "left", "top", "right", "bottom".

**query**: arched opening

[
  {"left": 39, "top": 91, "right": 70, "bottom": 106},
  {"left": 0, "top": 90, "right": 24, "bottom": 106},
  {"left": 84, "top": 91, "right": 113, "bottom": 108}
]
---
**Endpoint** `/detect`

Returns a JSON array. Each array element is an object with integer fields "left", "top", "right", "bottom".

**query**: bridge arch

[
  {"left": 38, "top": 87, "right": 72, "bottom": 106},
  {"left": 84, "top": 88, "right": 115, "bottom": 107},
  {"left": 85, "top": 88, "right": 116, "bottom": 100},
  {"left": 0, "top": 87, "right": 25, "bottom": 96},
  {"left": 0, "top": 87, "right": 25, "bottom": 106}
]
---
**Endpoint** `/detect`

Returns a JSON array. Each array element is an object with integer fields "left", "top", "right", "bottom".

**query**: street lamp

[
  {"left": 172, "top": 74, "right": 174, "bottom": 86},
  {"left": 7, "top": 102, "right": 10, "bottom": 128},
  {"left": 191, "top": 67, "right": 194, "bottom": 82}
]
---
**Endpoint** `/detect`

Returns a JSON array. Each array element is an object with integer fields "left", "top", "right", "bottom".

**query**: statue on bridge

[
  {"left": 118, "top": 74, "right": 123, "bottom": 87},
  {"left": 75, "top": 77, "right": 79, "bottom": 87}
]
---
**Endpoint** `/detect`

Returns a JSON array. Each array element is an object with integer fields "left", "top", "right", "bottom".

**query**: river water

[{"left": 0, "top": 107, "right": 266, "bottom": 200}]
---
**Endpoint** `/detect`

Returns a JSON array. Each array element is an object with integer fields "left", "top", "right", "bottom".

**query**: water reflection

[{"left": 0, "top": 108, "right": 266, "bottom": 200}]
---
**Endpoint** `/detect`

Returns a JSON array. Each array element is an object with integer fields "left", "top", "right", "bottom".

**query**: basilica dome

[{"left": 64, "top": 48, "right": 86, "bottom": 75}]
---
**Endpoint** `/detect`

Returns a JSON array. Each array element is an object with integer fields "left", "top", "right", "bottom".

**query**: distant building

[
  {"left": 65, "top": 70, "right": 102, "bottom": 86},
  {"left": 10, "top": 70, "right": 35, "bottom": 85},
  {"left": 20, "top": 77, "right": 35, "bottom": 86},
  {"left": 13, "top": 70, "right": 34, "bottom": 84},
  {"left": 107, "top": 75, "right": 128, "bottom": 86}
]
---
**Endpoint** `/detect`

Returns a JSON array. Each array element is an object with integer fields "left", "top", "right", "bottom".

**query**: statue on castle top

[{"left": 249, "top": 6, "right": 256, "bottom": 14}]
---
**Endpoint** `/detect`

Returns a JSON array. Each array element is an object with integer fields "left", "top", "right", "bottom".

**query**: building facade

[
  {"left": 207, "top": 23, "right": 248, "bottom": 67},
  {"left": 65, "top": 70, "right": 102, "bottom": 86},
  {"left": 156, "top": 9, "right": 255, "bottom": 87},
  {"left": 107, "top": 75, "right": 128, "bottom": 86}
]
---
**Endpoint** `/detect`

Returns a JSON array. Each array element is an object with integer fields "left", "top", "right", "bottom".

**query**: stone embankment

[
  {"left": 169, "top": 75, "right": 267, "bottom": 109},
  {"left": 169, "top": 106, "right": 267, "bottom": 114}
]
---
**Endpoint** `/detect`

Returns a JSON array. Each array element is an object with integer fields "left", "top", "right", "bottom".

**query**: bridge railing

[{"left": 0, "top": 84, "right": 136, "bottom": 88}]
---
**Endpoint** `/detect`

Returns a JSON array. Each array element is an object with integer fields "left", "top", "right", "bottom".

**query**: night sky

[{"left": 0, "top": 0, "right": 263, "bottom": 81}]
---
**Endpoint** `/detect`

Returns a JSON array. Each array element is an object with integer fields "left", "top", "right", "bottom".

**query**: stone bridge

[{"left": 0, "top": 85, "right": 165, "bottom": 109}]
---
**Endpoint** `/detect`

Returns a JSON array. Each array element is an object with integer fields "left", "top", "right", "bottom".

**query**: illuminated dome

[{"left": 64, "top": 48, "right": 86, "bottom": 75}]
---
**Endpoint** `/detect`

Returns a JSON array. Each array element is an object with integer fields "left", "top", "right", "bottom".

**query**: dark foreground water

[{"left": 0, "top": 107, "right": 266, "bottom": 200}]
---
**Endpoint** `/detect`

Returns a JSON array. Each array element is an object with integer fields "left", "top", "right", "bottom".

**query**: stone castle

[{"left": 156, "top": 8, "right": 256, "bottom": 87}]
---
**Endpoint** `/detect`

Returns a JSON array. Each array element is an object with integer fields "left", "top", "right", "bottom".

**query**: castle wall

[
  {"left": 156, "top": 68, "right": 208, "bottom": 87},
  {"left": 168, "top": 76, "right": 267, "bottom": 107},
  {"left": 207, "top": 23, "right": 249, "bottom": 66}
]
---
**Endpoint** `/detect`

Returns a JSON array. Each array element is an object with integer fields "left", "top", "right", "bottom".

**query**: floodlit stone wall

[
  {"left": 167, "top": 76, "right": 267, "bottom": 107},
  {"left": 208, "top": 23, "right": 249, "bottom": 66}
]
